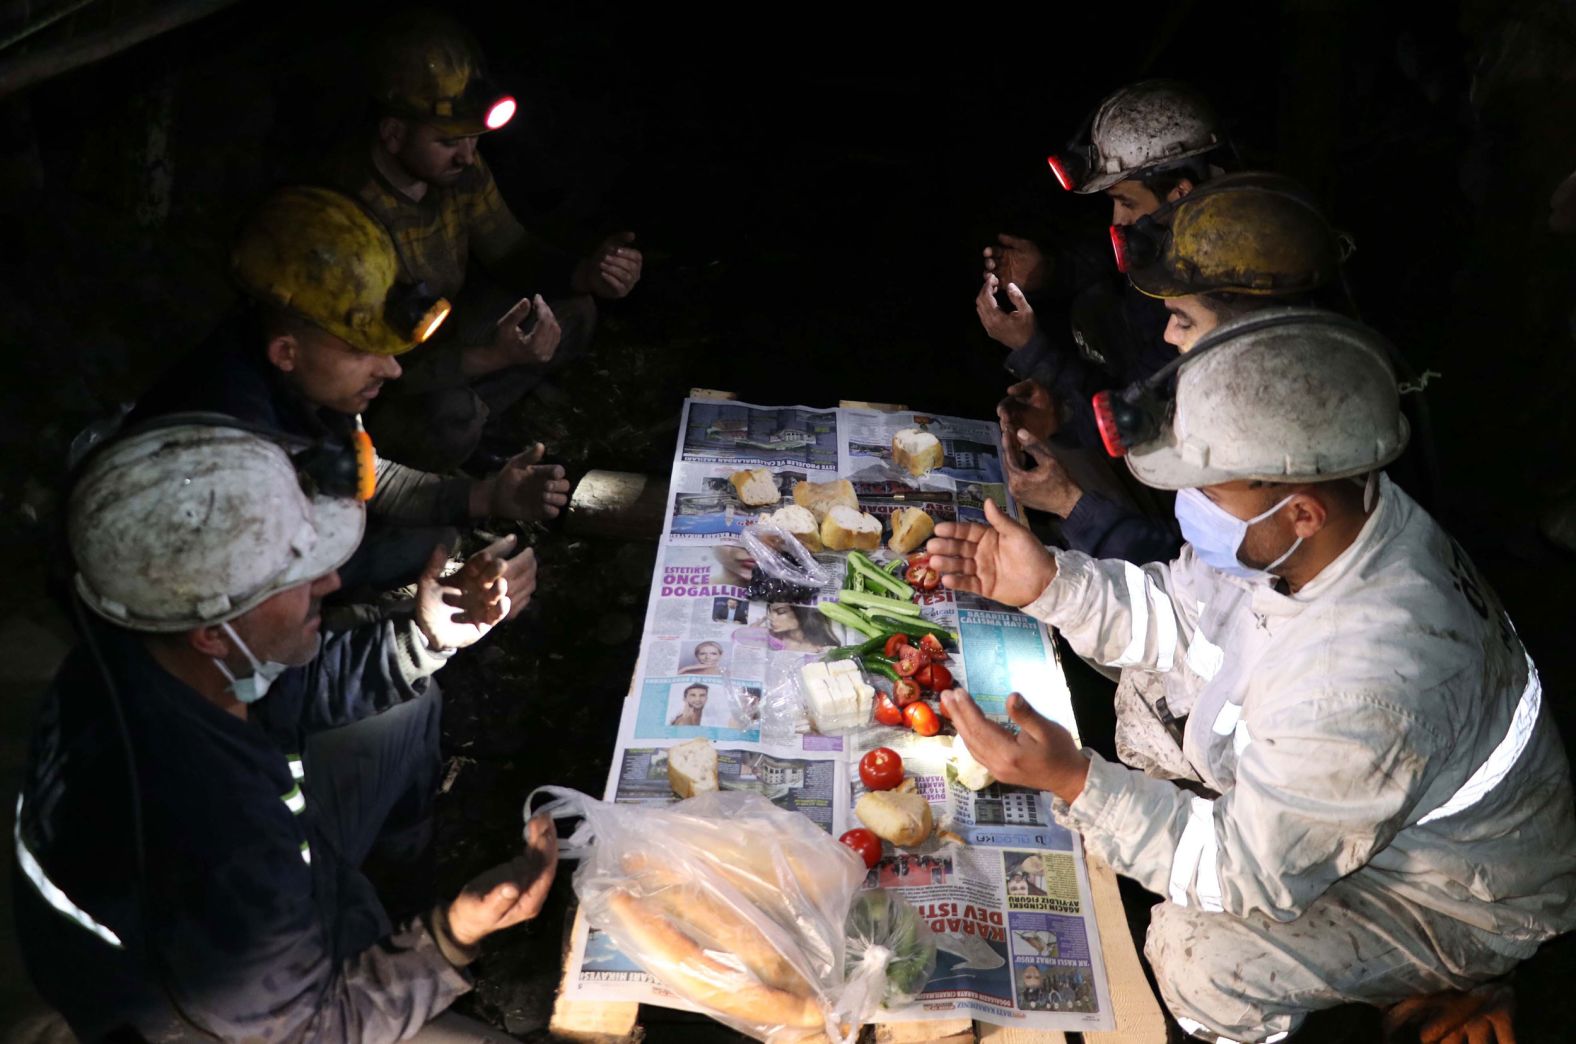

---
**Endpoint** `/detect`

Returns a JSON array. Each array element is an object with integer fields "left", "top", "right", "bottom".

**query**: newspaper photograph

[{"left": 561, "top": 397, "right": 1115, "bottom": 1032}]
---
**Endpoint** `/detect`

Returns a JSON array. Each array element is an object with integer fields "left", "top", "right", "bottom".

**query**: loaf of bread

[
  {"left": 887, "top": 506, "right": 935, "bottom": 554},
  {"left": 641, "top": 884, "right": 812, "bottom": 995},
  {"left": 730, "top": 468, "right": 781, "bottom": 506},
  {"left": 892, "top": 429, "right": 944, "bottom": 477},
  {"left": 667, "top": 738, "right": 719, "bottom": 799},
  {"left": 819, "top": 505, "right": 882, "bottom": 551},
  {"left": 855, "top": 790, "right": 934, "bottom": 847},
  {"left": 759, "top": 504, "right": 823, "bottom": 552},
  {"left": 792, "top": 479, "right": 858, "bottom": 521},
  {"left": 604, "top": 890, "right": 824, "bottom": 1029}
]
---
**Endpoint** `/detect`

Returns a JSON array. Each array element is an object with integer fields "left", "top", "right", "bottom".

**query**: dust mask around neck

[{"left": 211, "top": 621, "right": 293, "bottom": 704}]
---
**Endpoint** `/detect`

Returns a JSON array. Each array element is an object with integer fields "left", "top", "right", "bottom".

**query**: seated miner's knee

[
  {"left": 1145, "top": 902, "right": 1302, "bottom": 1044},
  {"left": 548, "top": 293, "right": 598, "bottom": 364},
  {"left": 371, "top": 386, "right": 488, "bottom": 473}
]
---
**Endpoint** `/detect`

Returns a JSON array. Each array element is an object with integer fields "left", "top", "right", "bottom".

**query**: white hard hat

[
  {"left": 1077, "top": 80, "right": 1221, "bottom": 195},
  {"left": 69, "top": 424, "right": 365, "bottom": 632},
  {"left": 1125, "top": 309, "right": 1410, "bottom": 489}
]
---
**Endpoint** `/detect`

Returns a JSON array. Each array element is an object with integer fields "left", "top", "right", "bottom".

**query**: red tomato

[
  {"left": 914, "top": 662, "right": 954, "bottom": 692},
  {"left": 894, "top": 645, "right": 925, "bottom": 677},
  {"left": 859, "top": 747, "right": 905, "bottom": 791},
  {"left": 893, "top": 678, "right": 922, "bottom": 706},
  {"left": 873, "top": 692, "right": 904, "bottom": 727},
  {"left": 839, "top": 828, "right": 883, "bottom": 869},
  {"left": 918, "top": 633, "right": 947, "bottom": 662},
  {"left": 883, "top": 634, "right": 911, "bottom": 659},
  {"left": 904, "top": 701, "right": 942, "bottom": 736},
  {"left": 905, "top": 554, "right": 941, "bottom": 592}
]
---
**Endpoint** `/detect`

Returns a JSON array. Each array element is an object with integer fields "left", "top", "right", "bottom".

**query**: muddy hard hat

[
  {"left": 1075, "top": 80, "right": 1221, "bottom": 195},
  {"left": 69, "top": 424, "right": 366, "bottom": 632},
  {"left": 1124, "top": 308, "right": 1410, "bottom": 489},
  {"left": 230, "top": 186, "right": 449, "bottom": 356},
  {"left": 370, "top": 9, "right": 515, "bottom": 136},
  {"left": 1127, "top": 172, "right": 1345, "bottom": 298}
]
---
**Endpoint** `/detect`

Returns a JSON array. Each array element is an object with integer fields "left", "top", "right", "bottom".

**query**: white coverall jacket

[{"left": 1022, "top": 477, "right": 1576, "bottom": 1042}]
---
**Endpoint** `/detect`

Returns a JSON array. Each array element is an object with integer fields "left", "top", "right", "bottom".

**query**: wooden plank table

[{"left": 549, "top": 393, "right": 1167, "bottom": 1043}]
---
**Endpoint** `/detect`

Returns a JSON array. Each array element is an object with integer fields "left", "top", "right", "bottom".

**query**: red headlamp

[
  {"left": 1109, "top": 225, "right": 1130, "bottom": 272},
  {"left": 1046, "top": 154, "right": 1076, "bottom": 192}
]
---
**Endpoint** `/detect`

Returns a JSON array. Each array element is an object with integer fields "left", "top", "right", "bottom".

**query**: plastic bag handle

[{"left": 524, "top": 785, "right": 600, "bottom": 861}]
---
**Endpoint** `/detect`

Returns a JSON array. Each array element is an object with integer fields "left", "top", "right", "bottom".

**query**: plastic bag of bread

[{"left": 527, "top": 787, "right": 909, "bottom": 1042}]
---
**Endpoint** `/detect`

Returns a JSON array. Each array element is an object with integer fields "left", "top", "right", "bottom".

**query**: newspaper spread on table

[{"left": 562, "top": 398, "right": 1116, "bottom": 1034}]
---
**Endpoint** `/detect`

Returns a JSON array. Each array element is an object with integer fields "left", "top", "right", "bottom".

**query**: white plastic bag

[
  {"left": 844, "top": 890, "right": 937, "bottom": 1008},
  {"left": 527, "top": 787, "right": 902, "bottom": 1042}
]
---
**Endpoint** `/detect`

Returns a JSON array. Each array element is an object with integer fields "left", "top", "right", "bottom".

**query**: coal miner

[
  {"left": 13, "top": 422, "right": 556, "bottom": 1040},
  {"left": 333, "top": 8, "right": 643, "bottom": 472},
  {"left": 977, "top": 80, "right": 1230, "bottom": 451},
  {"left": 133, "top": 185, "right": 571, "bottom": 597},
  {"left": 999, "top": 172, "right": 1351, "bottom": 566},
  {"left": 932, "top": 311, "right": 1576, "bottom": 1042}
]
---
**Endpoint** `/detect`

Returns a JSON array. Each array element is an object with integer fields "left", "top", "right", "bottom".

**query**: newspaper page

[{"left": 561, "top": 398, "right": 1115, "bottom": 1033}]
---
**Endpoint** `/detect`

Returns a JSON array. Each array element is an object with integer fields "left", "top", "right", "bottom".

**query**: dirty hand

[
  {"left": 1383, "top": 984, "right": 1516, "bottom": 1044},
  {"left": 975, "top": 275, "right": 1037, "bottom": 351},
  {"left": 1001, "top": 426, "right": 1083, "bottom": 517},
  {"left": 941, "top": 690, "right": 1087, "bottom": 802},
  {"left": 997, "top": 379, "right": 1059, "bottom": 442},
  {"left": 415, "top": 536, "right": 537, "bottom": 651},
  {"left": 447, "top": 814, "right": 560, "bottom": 947},
  {"left": 474, "top": 442, "right": 572, "bottom": 521},
  {"left": 493, "top": 294, "right": 561, "bottom": 367},
  {"left": 926, "top": 498, "right": 1057, "bottom": 606},
  {"left": 982, "top": 233, "right": 1047, "bottom": 293},
  {"left": 574, "top": 231, "right": 643, "bottom": 299}
]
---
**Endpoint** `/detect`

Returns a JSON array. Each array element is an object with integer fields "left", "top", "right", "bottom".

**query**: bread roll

[
  {"left": 604, "top": 890, "right": 824, "bottom": 1029},
  {"left": 668, "top": 738, "right": 718, "bottom": 799},
  {"left": 642, "top": 884, "right": 812, "bottom": 995},
  {"left": 792, "top": 479, "right": 858, "bottom": 521},
  {"left": 820, "top": 506, "right": 881, "bottom": 551},
  {"left": 731, "top": 468, "right": 781, "bottom": 506},
  {"left": 892, "top": 429, "right": 944, "bottom": 477},
  {"left": 759, "top": 505, "right": 823, "bottom": 552},
  {"left": 855, "top": 790, "right": 934, "bottom": 846},
  {"left": 887, "top": 506, "right": 934, "bottom": 553}
]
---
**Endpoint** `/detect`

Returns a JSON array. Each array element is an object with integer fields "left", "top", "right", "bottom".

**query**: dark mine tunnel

[{"left": 1, "top": 1, "right": 1574, "bottom": 1042}]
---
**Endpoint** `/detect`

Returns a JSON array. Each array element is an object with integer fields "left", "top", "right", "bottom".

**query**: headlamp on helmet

[
  {"left": 1108, "top": 212, "right": 1167, "bottom": 273},
  {"left": 385, "top": 280, "right": 451, "bottom": 346}
]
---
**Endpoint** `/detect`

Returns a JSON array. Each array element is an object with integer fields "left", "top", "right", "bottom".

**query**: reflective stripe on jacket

[{"left": 1025, "top": 476, "right": 1576, "bottom": 949}]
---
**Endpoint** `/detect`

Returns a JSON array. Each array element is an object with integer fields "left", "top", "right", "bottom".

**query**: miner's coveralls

[
  {"left": 1021, "top": 476, "right": 1576, "bottom": 1042},
  {"left": 12, "top": 616, "right": 463, "bottom": 1041}
]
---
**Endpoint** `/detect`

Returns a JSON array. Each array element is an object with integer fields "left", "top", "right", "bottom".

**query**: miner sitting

[
  {"left": 133, "top": 185, "right": 570, "bottom": 596},
  {"left": 928, "top": 310, "right": 1576, "bottom": 1042},
  {"left": 998, "top": 172, "right": 1350, "bottom": 567},
  {"left": 975, "top": 79, "right": 1229, "bottom": 443},
  {"left": 333, "top": 7, "right": 644, "bottom": 472},
  {"left": 13, "top": 422, "right": 556, "bottom": 1041}
]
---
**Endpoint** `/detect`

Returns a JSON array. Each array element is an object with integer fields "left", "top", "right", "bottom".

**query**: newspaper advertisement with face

[{"left": 560, "top": 398, "right": 1114, "bottom": 1033}]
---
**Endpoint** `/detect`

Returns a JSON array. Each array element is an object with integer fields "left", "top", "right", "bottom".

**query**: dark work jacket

[
  {"left": 1006, "top": 254, "right": 1181, "bottom": 565},
  {"left": 12, "top": 618, "right": 463, "bottom": 1042},
  {"left": 132, "top": 308, "right": 472, "bottom": 526}
]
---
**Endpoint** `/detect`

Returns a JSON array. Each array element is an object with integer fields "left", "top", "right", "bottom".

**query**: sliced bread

[
  {"left": 792, "top": 478, "right": 859, "bottom": 521},
  {"left": 759, "top": 504, "right": 823, "bottom": 552},
  {"left": 667, "top": 738, "right": 719, "bottom": 799},
  {"left": 887, "top": 506, "right": 935, "bottom": 554},
  {"left": 820, "top": 505, "right": 882, "bottom": 551},
  {"left": 892, "top": 429, "right": 944, "bottom": 477},
  {"left": 730, "top": 468, "right": 781, "bottom": 506}
]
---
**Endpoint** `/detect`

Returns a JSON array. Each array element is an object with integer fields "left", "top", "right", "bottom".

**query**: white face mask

[
  {"left": 211, "top": 621, "right": 296, "bottom": 704},
  {"left": 1174, "top": 488, "right": 1303, "bottom": 580}
]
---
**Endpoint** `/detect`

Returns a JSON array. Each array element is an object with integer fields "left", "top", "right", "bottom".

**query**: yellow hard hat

[
  {"left": 231, "top": 186, "right": 449, "bottom": 356},
  {"left": 1125, "top": 172, "right": 1344, "bottom": 298},
  {"left": 370, "top": 9, "right": 515, "bottom": 136}
]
